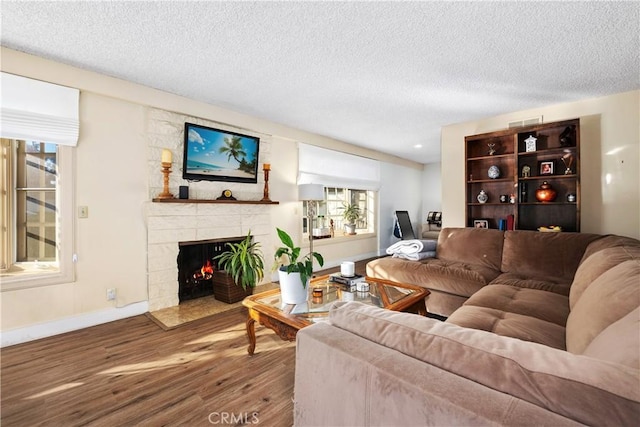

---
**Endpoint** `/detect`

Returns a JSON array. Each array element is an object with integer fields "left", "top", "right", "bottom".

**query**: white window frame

[
  {"left": 303, "top": 187, "right": 377, "bottom": 240},
  {"left": 1, "top": 139, "right": 75, "bottom": 290}
]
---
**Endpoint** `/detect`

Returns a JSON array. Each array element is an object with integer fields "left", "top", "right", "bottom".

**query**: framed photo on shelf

[
  {"left": 539, "top": 160, "right": 555, "bottom": 176},
  {"left": 473, "top": 219, "right": 489, "bottom": 229}
]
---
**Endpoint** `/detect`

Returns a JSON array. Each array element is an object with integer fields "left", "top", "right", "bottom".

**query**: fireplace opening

[{"left": 177, "top": 236, "right": 244, "bottom": 303}]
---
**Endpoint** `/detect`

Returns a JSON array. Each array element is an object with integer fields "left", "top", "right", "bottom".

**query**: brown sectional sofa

[{"left": 294, "top": 228, "right": 640, "bottom": 426}]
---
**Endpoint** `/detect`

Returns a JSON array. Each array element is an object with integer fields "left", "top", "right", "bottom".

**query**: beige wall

[
  {"left": 441, "top": 90, "right": 640, "bottom": 239},
  {"left": 1, "top": 92, "right": 149, "bottom": 330},
  {"left": 0, "top": 48, "right": 413, "bottom": 336}
]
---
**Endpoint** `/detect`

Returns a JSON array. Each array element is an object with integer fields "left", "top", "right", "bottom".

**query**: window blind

[
  {"left": 298, "top": 143, "right": 380, "bottom": 190},
  {"left": 1, "top": 72, "right": 79, "bottom": 146}
]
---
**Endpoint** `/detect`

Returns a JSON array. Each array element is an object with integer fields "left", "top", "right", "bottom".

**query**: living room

[
  {"left": 1, "top": 2, "right": 639, "bottom": 425},
  {"left": 2, "top": 63, "right": 640, "bottom": 345}
]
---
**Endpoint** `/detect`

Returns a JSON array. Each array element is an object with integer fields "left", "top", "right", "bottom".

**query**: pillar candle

[
  {"left": 340, "top": 261, "right": 355, "bottom": 277},
  {"left": 161, "top": 149, "right": 172, "bottom": 163}
]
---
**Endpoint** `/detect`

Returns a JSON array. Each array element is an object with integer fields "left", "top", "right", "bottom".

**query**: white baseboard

[
  {"left": 321, "top": 252, "right": 379, "bottom": 270},
  {"left": 1, "top": 301, "right": 149, "bottom": 348}
]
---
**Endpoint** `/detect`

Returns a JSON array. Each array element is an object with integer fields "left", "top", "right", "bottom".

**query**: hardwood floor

[
  {"left": 1, "top": 308, "right": 295, "bottom": 426},
  {"left": 0, "top": 258, "right": 378, "bottom": 426}
]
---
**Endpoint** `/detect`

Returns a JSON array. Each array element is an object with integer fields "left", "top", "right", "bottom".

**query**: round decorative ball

[
  {"left": 488, "top": 165, "right": 501, "bottom": 179},
  {"left": 535, "top": 181, "right": 557, "bottom": 202}
]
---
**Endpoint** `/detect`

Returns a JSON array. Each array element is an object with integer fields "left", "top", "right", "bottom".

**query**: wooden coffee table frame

[{"left": 242, "top": 275, "right": 429, "bottom": 355}]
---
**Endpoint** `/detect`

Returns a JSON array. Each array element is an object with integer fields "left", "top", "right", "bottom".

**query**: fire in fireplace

[{"left": 177, "top": 237, "right": 244, "bottom": 302}]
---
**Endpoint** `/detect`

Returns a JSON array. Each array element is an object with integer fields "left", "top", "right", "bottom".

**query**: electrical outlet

[
  {"left": 106, "top": 288, "right": 116, "bottom": 301},
  {"left": 78, "top": 206, "right": 89, "bottom": 218}
]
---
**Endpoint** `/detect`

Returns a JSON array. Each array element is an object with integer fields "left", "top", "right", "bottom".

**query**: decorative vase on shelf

[
  {"left": 487, "top": 165, "right": 501, "bottom": 179},
  {"left": 477, "top": 190, "right": 488, "bottom": 204},
  {"left": 535, "top": 181, "right": 557, "bottom": 202}
]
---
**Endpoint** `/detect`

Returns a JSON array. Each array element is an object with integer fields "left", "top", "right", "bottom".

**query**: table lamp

[{"left": 298, "top": 183, "right": 324, "bottom": 274}]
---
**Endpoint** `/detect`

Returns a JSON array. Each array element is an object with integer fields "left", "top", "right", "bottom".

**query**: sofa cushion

[
  {"left": 489, "top": 272, "right": 571, "bottom": 296},
  {"left": 436, "top": 227, "right": 504, "bottom": 271},
  {"left": 460, "top": 284, "right": 570, "bottom": 326},
  {"left": 570, "top": 242, "right": 640, "bottom": 309},
  {"left": 566, "top": 260, "right": 640, "bottom": 354},
  {"left": 446, "top": 305, "right": 566, "bottom": 349},
  {"left": 501, "top": 231, "right": 600, "bottom": 282},
  {"left": 366, "top": 256, "right": 499, "bottom": 298},
  {"left": 329, "top": 301, "right": 640, "bottom": 427},
  {"left": 582, "top": 307, "right": 640, "bottom": 370}
]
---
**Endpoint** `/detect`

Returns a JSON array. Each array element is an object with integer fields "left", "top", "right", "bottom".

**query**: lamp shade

[{"left": 298, "top": 183, "right": 324, "bottom": 201}]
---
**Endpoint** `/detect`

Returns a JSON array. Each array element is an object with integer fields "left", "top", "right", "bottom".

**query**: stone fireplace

[
  {"left": 145, "top": 202, "right": 273, "bottom": 311},
  {"left": 144, "top": 108, "right": 274, "bottom": 312}
]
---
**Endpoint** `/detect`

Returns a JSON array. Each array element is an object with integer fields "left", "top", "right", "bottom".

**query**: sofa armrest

[
  {"left": 295, "top": 322, "right": 586, "bottom": 426},
  {"left": 327, "top": 302, "right": 640, "bottom": 426},
  {"left": 296, "top": 322, "right": 586, "bottom": 426}
]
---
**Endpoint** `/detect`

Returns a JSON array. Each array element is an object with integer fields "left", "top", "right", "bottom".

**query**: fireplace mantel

[{"left": 152, "top": 198, "right": 279, "bottom": 205}]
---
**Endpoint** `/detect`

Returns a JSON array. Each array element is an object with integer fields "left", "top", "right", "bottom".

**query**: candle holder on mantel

[
  {"left": 261, "top": 163, "right": 271, "bottom": 202},
  {"left": 157, "top": 162, "right": 175, "bottom": 199}
]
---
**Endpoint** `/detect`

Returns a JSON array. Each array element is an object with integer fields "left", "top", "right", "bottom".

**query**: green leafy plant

[
  {"left": 214, "top": 231, "right": 264, "bottom": 290},
  {"left": 274, "top": 228, "right": 324, "bottom": 287},
  {"left": 341, "top": 202, "right": 361, "bottom": 225}
]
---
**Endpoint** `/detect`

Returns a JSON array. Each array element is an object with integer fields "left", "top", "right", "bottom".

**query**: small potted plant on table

[
  {"left": 213, "top": 231, "right": 265, "bottom": 303},
  {"left": 274, "top": 228, "right": 324, "bottom": 304}
]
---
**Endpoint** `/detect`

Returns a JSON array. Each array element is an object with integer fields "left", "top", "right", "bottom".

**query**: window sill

[
  {"left": 302, "top": 232, "right": 377, "bottom": 248},
  {"left": 1, "top": 265, "right": 73, "bottom": 291}
]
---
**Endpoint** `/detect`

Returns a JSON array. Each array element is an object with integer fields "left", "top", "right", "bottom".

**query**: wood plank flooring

[
  {"left": 0, "top": 258, "right": 377, "bottom": 426},
  {"left": 1, "top": 308, "right": 296, "bottom": 426}
]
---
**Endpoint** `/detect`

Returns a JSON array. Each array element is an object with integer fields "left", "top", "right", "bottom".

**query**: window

[
  {"left": 303, "top": 187, "right": 376, "bottom": 237},
  {"left": 1, "top": 138, "right": 74, "bottom": 289},
  {"left": 17, "top": 141, "right": 58, "bottom": 261}
]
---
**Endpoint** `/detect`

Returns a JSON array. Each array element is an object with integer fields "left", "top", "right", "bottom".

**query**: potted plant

[
  {"left": 213, "top": 231, "right": 265, "bottom": 303},
  {"left": 341, "top": 202, "right": 361, "bottom": 235},
  {"left": 274, "top": 228, "right": 324, "bottom": 304}
]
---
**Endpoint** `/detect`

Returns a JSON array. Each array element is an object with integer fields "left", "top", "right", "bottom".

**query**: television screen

[{"left": 182, "top": 122, "right": 260, "bottom": 183}]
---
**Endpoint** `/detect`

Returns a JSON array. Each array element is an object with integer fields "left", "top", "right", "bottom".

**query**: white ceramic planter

[{"left": 278, "top": 268, "right": 308, "bottom": 304}]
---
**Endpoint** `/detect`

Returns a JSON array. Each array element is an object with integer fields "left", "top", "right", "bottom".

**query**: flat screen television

[{"left": 182, "top": 122, "right": 260, "bottom": 183}]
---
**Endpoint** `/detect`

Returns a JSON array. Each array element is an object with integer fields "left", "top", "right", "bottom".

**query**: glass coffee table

[{"left": 242, "top": 275, "right": 429, "bottom": 355}]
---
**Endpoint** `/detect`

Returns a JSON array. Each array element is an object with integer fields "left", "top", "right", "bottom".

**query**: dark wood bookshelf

[{"left": 465, "top": 118, "right": 580, "bottom": 231}]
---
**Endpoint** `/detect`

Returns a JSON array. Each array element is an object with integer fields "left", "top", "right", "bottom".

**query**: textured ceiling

[{"left": 1, "top": 1, "right": 638, "bottom": 164}]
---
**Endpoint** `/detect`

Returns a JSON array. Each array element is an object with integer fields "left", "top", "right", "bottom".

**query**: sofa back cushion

[
  {"left": 500, "top": 231, "right": 600, "bottom": 282},
  {"left": 437, "top": 228, "right": 504, "bottom": 271},
  {"left": 570, "top": 236, "right": 640, "bottom": 309},
  {"left": 566, "top": 260, "right": 640, "bottom": 356}
]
